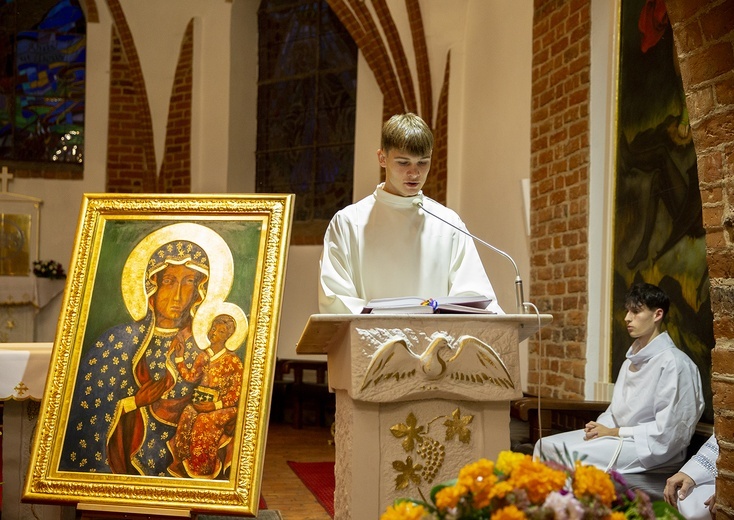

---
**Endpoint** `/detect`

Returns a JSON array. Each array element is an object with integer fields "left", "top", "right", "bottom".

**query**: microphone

[{"left": 413, "top": 198, "right": 526, "bottom": 314}]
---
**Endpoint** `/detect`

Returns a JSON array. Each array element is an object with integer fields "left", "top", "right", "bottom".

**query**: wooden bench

[
  {"left": 510, "top": 395, "right": 713, "bottom": 500},
  {"left": 283, "top": 359, "right": 336, "bottom": 429}
]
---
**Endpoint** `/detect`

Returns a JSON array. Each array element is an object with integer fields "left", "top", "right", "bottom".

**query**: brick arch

[
  {"left": 104, "top": 0, "right": 193, "bottom": 193},
  {"left": 666, "top": 0, "right": 734, "bottom": 510},
  {"left": 326, "top": 0, "right": 449, "bottom": 203}
]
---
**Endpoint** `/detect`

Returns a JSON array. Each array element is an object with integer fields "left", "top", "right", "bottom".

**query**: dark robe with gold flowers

[{"left": 60, "top": 316, "right": 199, "bottom": 476}]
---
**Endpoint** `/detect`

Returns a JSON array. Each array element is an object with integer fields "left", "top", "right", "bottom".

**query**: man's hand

[
  {"left": 705, "top": 493, "right": 716, "bottom": 518},
  {"left": 173, "top": 337, "right": 185, "bottom": 359},
  {"left": 663, "top": 471, "right": 696, "bottom": 507},
  {"left": 583, "top": 421, "right": 619, "bottom": 440}
]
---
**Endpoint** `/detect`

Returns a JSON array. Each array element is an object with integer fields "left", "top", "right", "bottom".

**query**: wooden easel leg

[
  {"left": 79, "top": 514, "right": 190, "bottom": 520},
  {"left": 77, "top": 504, "right": 191, "bottom": 520}
]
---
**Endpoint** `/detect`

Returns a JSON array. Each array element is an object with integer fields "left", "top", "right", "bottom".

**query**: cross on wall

[{"left": 1, "top": 165, "right": 13, "bottom": 193}]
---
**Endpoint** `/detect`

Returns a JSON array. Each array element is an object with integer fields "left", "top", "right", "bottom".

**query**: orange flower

[
  {"left": 457, "top": 458, "right": 496, "bottom": 485},
  {"left": 505, "top": 458, "right": 566, "bottom": 504},
  {"left": 435, "top": 484, "right": 466, "bottom": 510},
  {"left": 491, "top": 504, "right": 527, "bottom": 520},
  {"left": 456, "top": 458, "right": 497, "bottom": 509},
  {"left": 607, "top": 512, "right": 627, "bottom": 520},
  {"left": 572, "top": 461, "right": 616, "bottom": 507}
]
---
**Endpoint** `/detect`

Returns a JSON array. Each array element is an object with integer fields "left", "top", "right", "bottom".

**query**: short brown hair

[{"left": 380, "top": 113, "right": 433, "bottom": 156}]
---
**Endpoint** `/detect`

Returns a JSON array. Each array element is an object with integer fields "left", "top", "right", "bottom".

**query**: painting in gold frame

[{"left": 24, "top": 193, "right": 294, "bottom": 516}]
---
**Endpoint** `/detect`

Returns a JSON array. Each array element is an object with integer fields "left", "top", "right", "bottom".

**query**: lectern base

[{"left": 333, "top": 390, "right": 511, "bottom": 520}]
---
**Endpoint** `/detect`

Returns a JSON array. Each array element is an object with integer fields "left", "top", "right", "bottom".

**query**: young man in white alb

[{"left": 318, "top": 112, "right": 503, "bottom": 315}]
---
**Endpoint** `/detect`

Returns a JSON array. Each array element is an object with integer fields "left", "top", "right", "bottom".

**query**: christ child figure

[{"left": 168, "top": 313, "right": 244, "bottom": 479}]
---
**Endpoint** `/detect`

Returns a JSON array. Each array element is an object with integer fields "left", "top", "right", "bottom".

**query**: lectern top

[{"left": 295, "top": 313, "right": 552, "bottom": 355}]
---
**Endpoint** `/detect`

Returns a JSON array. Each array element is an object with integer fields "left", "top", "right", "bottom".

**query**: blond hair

[{"left": 380, "top": 113, "right": 433, "bottom": 156}]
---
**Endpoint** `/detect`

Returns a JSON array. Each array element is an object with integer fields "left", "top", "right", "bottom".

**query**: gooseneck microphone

[{"left": 412, "top": 198, "right": 526, "bottom": 314}]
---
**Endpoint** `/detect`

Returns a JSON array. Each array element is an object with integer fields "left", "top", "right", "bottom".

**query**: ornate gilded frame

[{"left": 24, "top": 194, "right": 294, "bottom": 516}]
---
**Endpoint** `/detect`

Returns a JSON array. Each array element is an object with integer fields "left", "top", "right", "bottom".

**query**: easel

[
  {"left": 77, "top": 503, "right": 266, "bottom": 519},
  {"left": 78, "top": 503, "right": 191, "bottom": 520}
]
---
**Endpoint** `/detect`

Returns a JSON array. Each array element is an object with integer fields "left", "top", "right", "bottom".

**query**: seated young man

[{"left": 534, "top": 283, "right": 704, "bottom": 480}]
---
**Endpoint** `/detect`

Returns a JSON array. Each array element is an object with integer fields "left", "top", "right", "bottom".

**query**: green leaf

[{"left": 652, "top": 501, "right": 687, "bottom": 520}]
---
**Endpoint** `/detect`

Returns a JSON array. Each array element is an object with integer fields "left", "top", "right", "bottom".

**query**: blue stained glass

[
  {"left": 17, "top": 32, "right": 86, "bottom": 66},
  {"left": 0, "top": 93, "right": 12, "bottom": 149},
  {"left": 318, "top": 71, "right": 356, "bottom": 108},
  {"left": 14, "top": 95, "right": 83, "bottom": 162},
  {"left": 1, "top": 0, "right": 85, "bottom": 164},
  {"left": 38, "top": 0, "right": 84, "bottom": 33}
]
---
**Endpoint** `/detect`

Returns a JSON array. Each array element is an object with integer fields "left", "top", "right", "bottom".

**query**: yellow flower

[
  {"left": 488, "top": 480, "right": 515, "bottom": 500},
  {"left": 572, "top": 461, "right": 616, "bottom": 507},
  {"left": 491, "top": 504, "right": 527, "bottom": 520},
  {"left": 506, "top": 457, "right": 566, "bottom": 504},
  {"left": 607, "top": 512, "right": 627, "bottom": 520},
  {"left": 435, "top": 483, "right": 466, "bottom": 510},
  {"left": 495, "top": 450, "right": 528, "bottom": 476},
  {"left": 381, "top": 501, "right": 429, "bottom": 520}
]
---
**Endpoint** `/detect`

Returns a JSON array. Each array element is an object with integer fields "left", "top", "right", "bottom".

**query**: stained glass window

[
  {"left": 0, "top": 0, "right": 85, "bottom": 165},
  {"left": 257, "top": 0, "right": 357, "bottom": 244}
]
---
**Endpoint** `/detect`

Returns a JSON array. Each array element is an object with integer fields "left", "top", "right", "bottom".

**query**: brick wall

[
  {"left": 528, "top": 0, "right": 591, "bottom": 399},
  {"left": 106, "top": 28, "right": 156, "bottom": 192},
  {"left": 158, "top": 20, "right": 194, "bottom": 193},
  {"left": 105, "top": 0, "right": 192, "bottom": 193},
  {"left": 106, "top": 0, "right": 157, "bottom": 192},
  {"left": 665, "top": 0, "right": 734, "bottom": 514}
]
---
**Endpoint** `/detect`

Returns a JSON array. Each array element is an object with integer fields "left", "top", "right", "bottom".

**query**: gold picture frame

[{"left": 24, "top": 193, "right": 294, "bottom": 516}]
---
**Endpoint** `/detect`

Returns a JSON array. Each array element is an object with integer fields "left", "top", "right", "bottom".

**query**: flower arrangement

[
  {"left": 381, "top": 451, "right": 683, "bottom": 520},
  {"left": 32, "top": 259, "right": 66, "bottom": 279}
]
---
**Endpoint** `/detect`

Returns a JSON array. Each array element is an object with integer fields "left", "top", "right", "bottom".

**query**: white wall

[
  {"left": 454, "top": 1, "right": 534, "bottom": 389},
  {"left": 456, "top": 0, "right": 533, "bottom": 307},
  {"left": 587, "top": 0, "right": 618, "bottom": 399}
]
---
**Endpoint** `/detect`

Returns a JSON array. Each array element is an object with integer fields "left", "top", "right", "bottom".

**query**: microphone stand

[{"left": 414, "top": 199, "right": 526, "bottom": 314}]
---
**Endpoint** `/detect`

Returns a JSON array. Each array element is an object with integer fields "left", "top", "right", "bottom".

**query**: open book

[{"left": 361, "top": 295, "right": 495, "bottom": 315}]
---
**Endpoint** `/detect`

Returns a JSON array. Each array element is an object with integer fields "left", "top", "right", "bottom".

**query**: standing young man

[
  {"left": 534, "top": 283, "right": 704, "bottom": 482},
  {"left": 318, "top": 112, "right": 503, "bottom": 315}
]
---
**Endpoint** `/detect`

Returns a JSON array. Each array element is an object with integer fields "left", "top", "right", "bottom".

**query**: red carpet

[{"left": 287, "top": 461, "right": 335, "bottom": 518}]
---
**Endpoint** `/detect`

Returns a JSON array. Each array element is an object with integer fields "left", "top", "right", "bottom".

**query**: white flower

[{"left": 543, "top": 491, "right": 585, "bottom": 520}]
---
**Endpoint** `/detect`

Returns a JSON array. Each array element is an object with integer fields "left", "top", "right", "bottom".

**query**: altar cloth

[
  {"left": 0, "top": 342, "right": 53, "bottom": 400},
  {"left": 1, "top": 342, "right": 73, "bottom": 519}
]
